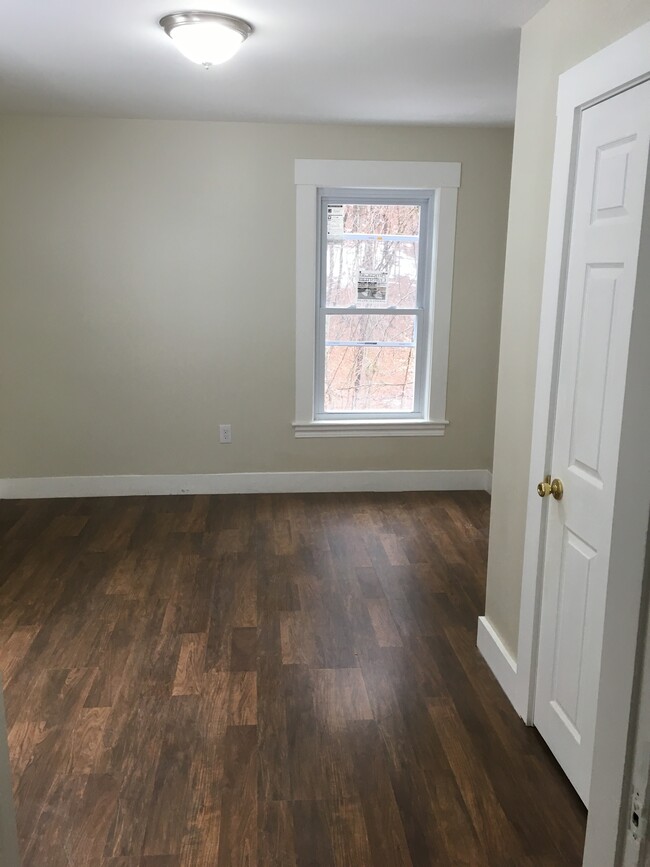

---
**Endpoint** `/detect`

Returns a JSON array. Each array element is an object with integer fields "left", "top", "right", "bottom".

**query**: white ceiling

[{"left": 0, "top": 1, "right": 547, "bottom": 125}]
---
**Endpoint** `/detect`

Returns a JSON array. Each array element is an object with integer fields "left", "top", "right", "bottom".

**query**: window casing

[{"left": 294, "top": 160, "right": 460, "bottom": 438}]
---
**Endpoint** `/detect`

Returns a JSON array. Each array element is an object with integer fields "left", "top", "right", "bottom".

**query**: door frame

[
  {"left": 0, "top": 678, "right": 19, "bottom": 866},
  {"left": 515, "top": 19, "right": 650, "bottom": 866}
]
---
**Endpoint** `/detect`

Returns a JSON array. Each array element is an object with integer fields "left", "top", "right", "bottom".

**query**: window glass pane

[
  {"left": 325, "top": 314, "right": 415, "bottom": 346},
  {"left": 324, "top": 314, "right": 417, "bottom": 413},
  {"left": 324, "top": 346, "right": 416, "bottom": 413},
  {"left": 325, "top": 203, "right": 421, "bottom": 309}
]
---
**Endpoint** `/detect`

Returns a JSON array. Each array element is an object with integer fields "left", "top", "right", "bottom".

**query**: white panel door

[{"left": 534, "top": 79, "right": 650, "bottom": 806}]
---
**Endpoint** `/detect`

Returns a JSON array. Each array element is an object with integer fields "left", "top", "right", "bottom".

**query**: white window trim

[{"left": 294, "top": 159, "right": 460, "bottom": 438}]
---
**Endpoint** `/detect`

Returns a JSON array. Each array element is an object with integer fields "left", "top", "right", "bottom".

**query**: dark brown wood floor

[{"left": 0, "top": 492, "right": 586, "bottom": 866}]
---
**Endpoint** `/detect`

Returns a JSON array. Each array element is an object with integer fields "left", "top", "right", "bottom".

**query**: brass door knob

[{"left": 537, "top": 475, "right": 563, "bottom": 500}]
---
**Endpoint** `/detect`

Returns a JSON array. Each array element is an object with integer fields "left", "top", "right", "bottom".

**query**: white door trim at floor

[{"left": 514, "top": 20, "right": 650, "bottom": 867}]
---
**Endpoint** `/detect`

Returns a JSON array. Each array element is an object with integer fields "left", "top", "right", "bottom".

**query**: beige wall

[
  {"left": 0, "top": 118, "right": 512, "bottom": 479},
  {"left": 486, "top": 0, "right": 650, "bottom": 655}
]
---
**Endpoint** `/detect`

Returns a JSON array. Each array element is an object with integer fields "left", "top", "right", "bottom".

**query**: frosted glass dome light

[{"left": 160, "top": 12, "right": 252, "bottom": 68}]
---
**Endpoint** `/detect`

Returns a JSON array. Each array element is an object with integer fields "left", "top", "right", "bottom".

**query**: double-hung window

[
  {"left": 317, "top": 191, "right": 432, "bottom": 419},
  {"left": 294, "top": 160, "right": 460, "bottom": 437}
]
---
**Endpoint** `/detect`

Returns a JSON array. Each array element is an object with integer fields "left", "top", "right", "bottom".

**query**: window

[
  {"left": 318, "top": 192, "right": 431, "bottom": 419},
  {"left": 294, "top": 160, "right": 460, "bottom": 437}
]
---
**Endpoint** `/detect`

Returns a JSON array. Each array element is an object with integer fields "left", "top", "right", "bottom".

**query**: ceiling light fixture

[{"left": 159, "top": 11, "right": 253, "bottom": 68}]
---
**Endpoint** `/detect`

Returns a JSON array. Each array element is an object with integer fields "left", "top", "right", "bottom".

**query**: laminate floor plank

[{"left": 0, "top": 492, "right": 586, "bottom": 866}]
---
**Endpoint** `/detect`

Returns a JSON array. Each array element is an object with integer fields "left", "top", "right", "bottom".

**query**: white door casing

[{"left": 534, "top": 79, "right": 650, "bottom": 806}]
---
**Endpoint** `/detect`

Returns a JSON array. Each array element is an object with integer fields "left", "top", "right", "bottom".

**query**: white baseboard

[
  {"left": 477, "top": 615, "right": 519, "bottom": 712},
  {"left": 0, "top": 469, "right": 493, "bottom": 500}
]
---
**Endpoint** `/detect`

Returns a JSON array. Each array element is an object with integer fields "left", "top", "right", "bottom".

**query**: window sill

[{"left": 293, "top": 420, "right": 449, "bottom": 438}]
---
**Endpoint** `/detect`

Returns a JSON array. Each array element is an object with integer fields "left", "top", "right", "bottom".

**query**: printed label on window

[
  {"left": 357, "top": 270, "right": 388, "bottom": 302},
  {"left": 327, "top": 205, "right": 344, "bottom": 236}
]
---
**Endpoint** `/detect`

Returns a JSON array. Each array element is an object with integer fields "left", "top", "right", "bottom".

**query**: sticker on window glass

[
  {"left": 357, "top": 270, "right": 388, "bottom": 302},
  {"left": 327, "top": 205, "right": 344, "bottom": 236}
]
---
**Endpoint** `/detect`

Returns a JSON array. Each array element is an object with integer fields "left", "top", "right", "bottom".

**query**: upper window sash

[{"left": 317, "top": 189, "right": 434, "bottom": 313}]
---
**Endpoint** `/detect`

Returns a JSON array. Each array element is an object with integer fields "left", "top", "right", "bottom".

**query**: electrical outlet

[{"left": 219, "top": 424, "right": 232, "bottom": 444}]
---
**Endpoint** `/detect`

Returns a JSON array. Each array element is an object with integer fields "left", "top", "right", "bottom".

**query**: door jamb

[{"left": 0, "top": 678, "right": 19, "bottom": 866}]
